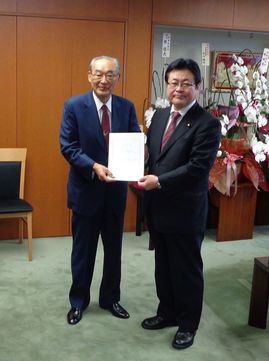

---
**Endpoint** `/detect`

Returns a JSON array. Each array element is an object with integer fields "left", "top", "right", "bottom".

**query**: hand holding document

[{"left": 108, "top": 133, "right": 145, "bottom": 181}]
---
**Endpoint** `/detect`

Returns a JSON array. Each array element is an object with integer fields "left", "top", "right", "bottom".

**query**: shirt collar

[
  {"left": 171, "top": 99, "right": 196, "bottom": 117},
  {"left": 92, "top": 91, "right": 112, "bottom": 113}
]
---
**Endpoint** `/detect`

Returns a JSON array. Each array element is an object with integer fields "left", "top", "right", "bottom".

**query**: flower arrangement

[
  {"left": 143, "top": 67, "right": 170, "bottom": 130},
  {"left": 208, "top": 51, "right": 269, "bottom": 195},
  {"left": 144, "top": 97, "right": 169, "bottom": 128}
]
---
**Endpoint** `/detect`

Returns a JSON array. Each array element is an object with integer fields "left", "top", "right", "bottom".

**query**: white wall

[{"left": 152, "top": 26, "right": 269, "bottom": 106}]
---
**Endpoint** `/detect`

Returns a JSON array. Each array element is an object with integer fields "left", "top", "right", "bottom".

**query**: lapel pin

[{"left": 187, "top": 123, "right": 191, "bottom": 127}]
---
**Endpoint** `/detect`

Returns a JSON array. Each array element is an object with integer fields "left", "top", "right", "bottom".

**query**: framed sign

[{"left": 211, "top": 51, "right": 263, "bottom": 91}]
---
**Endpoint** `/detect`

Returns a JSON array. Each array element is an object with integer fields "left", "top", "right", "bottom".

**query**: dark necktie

[
  {"left": 161, "top": 111, "right": 180, "bottom": 151},
  {"left": 101, "top": 104, "right": 110, "bottom": 147}
]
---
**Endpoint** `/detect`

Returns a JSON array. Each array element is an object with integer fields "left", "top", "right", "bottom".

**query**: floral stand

[{"left": 210, "top": 182, "right": 257, "bottom": 241}]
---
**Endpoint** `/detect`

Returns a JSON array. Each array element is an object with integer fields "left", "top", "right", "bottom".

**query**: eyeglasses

[
  {"left": 167, "top": 81, "right": 195, "bottom": 90},
  {"left": 91, "top": 71, "right": 118, "bottom": 82}
]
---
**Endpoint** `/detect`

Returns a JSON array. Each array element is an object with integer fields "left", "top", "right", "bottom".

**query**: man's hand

[
  {"left": 137, "top": 174, "right": 158, "bottom": 190},
  {"left": 93, "top": 163, "right": 115, "bottom": 182}
]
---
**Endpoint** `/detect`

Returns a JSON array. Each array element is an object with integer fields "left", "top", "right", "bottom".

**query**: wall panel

[
  {"left": 17, "top": 17, "right": 72, "bottom": 237},
  {"left": 0, "top": 16, "right": 16, "bottom": 147},
  {"left": 153, "top": 0, "right": 234, "bottom": 29},
  {"left": 0, "top": 16, "right": 17, "bottom": 239},
  {"left": 70, "top": 20, "right": 125, "bottom": 96},
  {"left": 124, "top": 0, "right": 153, "bottom": 231},
  {"left": 17, "top": 0, "right": 128, "bottom": 20},
  {"left": 233, "top": 0, "right": 269, "bottom": 31},
  {"left": 0, "top": 0, "right": 16, "bottom": 12}
]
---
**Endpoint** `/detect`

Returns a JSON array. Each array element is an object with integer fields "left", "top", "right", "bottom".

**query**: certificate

[{"left": 108, "top": 132, "right": 145, "bottom": 181}]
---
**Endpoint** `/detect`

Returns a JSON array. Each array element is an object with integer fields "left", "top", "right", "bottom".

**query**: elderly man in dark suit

[
  {"left": 60, "top": 55, "right": 140, "bottom": 325},
  {"left": 138, "top": 58, "right": 221, "bottom": 349}
]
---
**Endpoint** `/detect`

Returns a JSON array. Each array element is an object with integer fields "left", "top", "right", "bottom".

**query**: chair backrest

[{"left": 0, "top": 148, "right": 27, "bottom": 199}]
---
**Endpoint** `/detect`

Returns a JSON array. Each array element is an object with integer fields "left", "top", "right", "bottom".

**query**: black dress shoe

[
  {"left": 67, "top": 307, "right": 82, "bottom": 325},
  {"left": 102, "top": 302, "right": 130, "bottom": 319},
  {"left": 172, "top": 330, "right": 196, "bottom": 349},
  {"left": 141, "top": 315, "right": 178, "bottom": 330}
]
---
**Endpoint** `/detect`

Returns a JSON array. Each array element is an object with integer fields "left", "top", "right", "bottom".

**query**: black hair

[{"left": 165, "top": 58, "right": 201, "bottom": 85}]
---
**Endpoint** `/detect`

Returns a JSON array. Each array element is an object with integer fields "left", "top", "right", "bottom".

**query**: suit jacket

[
  {"left": 60, "top": 91, "right": 140, "bottom": 217},
  {"left": 146, "top": 102, "right": 221, "bottom": 234}
]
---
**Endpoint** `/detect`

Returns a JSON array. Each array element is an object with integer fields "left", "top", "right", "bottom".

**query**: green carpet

[{"left": 0, "top": 228, "right": 269, "bottom": 361}]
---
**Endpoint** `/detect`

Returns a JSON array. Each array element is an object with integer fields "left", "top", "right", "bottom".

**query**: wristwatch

[{"left": 156, "top": 180, "right": 162, "bottom": 189}]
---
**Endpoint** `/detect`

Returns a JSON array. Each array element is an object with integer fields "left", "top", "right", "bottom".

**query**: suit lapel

[{"left": 111, "top": 96, "right": 122, "bottom": 132}]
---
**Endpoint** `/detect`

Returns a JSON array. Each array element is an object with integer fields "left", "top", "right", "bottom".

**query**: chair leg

[
  {"left": 19, "top": 218, "right": 24, "bottom": 243},
  {"left": 27, "top": 213, "right": 33, "bottom": 261}
]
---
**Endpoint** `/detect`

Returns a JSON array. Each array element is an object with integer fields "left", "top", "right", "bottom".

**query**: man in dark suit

[
  {"left": 138, "top": 58, "right": 221, "bottom": 349},
  {"left": 60, "top": 55, "right": 140, "bottom": 325}
]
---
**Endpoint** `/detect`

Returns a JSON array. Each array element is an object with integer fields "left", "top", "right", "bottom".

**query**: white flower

[
  {"left": 234, "top": 71, "right": 243, "bottom": 80},
  {"left": 217, "top": 150, "right": 222, "bottom": 157},
  {"left": 251, "top": 135, "right": 268, "bottom": 162},
  {"left": 221, "top": 126, "right": 227, "bottom": 136},
  {"left": 236, "top": 94, "right": 246, "bottom": 104},
  {"left": 256, "top": 79, "right": 262, "bottom": 87},
  {"left": 237, "top": 56, "right": 244, "bottom": 65},
  {"left": 241, "top": 65, "right": 248, "bottom": 75},
  {"left": 261, "top": 75, "right": 267, "bottom": 82},
  {"left": 244, "top": 106, "right": 257, "bottom": 123},
  {"left": 255, "top": 153, "right": 266, "bottom": 162},
  {"left": 236, "top": 80, "right": 244, "bottom": 89},
  {"left": 155, "top": 97, "right": 170, "bottom": 108},
  {"left": 234, "top": 88, "right": 241, "bottom": 96},
  {"left": 221, "top": 114, "right": 230, "bottom": 125},
  {"left": 252, "top": 141, "right": 264, "bottom": 154},
  {"left": 144, "top": 107, "right": 156, "bottom": 128},
  {"left": 144, "top": 97, "right": 170, "bottom": 128},
  {"left": 253, "top": 71, "right": 260, "bottom": 80},
  {"left": 262, "top": 90, "right": 268, "bottom": 99},
  {"left": 264, "top": 134, "right": 269, "bottom": 144},
  {"left": 258, "top": 114, "right": 267, "bottom": 127}
]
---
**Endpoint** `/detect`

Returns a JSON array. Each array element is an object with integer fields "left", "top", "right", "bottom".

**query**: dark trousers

[
  {"left": 151, "top": 229, "right": 204, "bottom": 332},
  {"left": 69, "top": 209, "right": 124, "bottom": 310}
]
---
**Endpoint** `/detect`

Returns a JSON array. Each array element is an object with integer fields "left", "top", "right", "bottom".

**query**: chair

[{"left": 0, "top": 148, "right": 33, "bottom": 261}]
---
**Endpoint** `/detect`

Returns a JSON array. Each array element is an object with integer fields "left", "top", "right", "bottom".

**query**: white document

[{"left": 108, "top": 133, "right": 145, "bottom": 181}]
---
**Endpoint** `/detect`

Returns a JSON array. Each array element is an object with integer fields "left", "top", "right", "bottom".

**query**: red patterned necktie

[
  {"left": 101, "top": 104, "right": 110, "bottom": 147},
  {"left": 161, "top": 111, "right": 181, "bottom": 151}
]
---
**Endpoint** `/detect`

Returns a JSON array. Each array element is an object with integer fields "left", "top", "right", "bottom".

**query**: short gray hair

[{"left": 89, "top": 56, "right": 120, "bottom": 74}]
